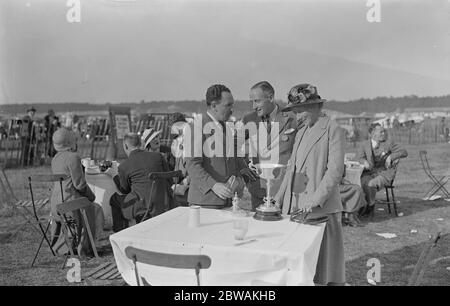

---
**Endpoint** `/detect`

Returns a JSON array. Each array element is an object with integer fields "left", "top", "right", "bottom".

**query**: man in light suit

[
  {"left": 356, "top": 123, "right": 408, "bottom": 216},
  {"left": 274, "top": 84, "right": 345, "bottom": 286},
  {"left": 239, "top": 81, "right": 298, "bottom": 210},
  {"left": 185, "top": 84, "right": 244, "bottom": 209}
]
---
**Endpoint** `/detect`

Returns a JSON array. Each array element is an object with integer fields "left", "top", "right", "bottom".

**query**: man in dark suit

[
  {"left": 107, "top": 133, "right": 172, "bottom": 232},
  {"left": 239, "top": 81, "right": 298, "bottom": 210},
  {"left": 185, "top": 84, "right": 244, "bottom": 209},
  {"left": 356, "top": 123, "right": 408, "bottom": 216}
]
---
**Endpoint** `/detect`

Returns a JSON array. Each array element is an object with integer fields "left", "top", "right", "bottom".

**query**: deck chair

[
  {"left": 139, "top": 170, "right": 183, "bottom": 222},
  {"left": 29, "top": 174, "right": 69, "bottom": 267},
  {"left": 125, "top": 247, "right": 211, "bottom": 286},
  {"left": 419, "top": 151, "right": 450, "bottom": 199},
  {"left": 408, "top": 232, "right": 442, "bottom": 286},
  {"left": 56, "top": 197, "right": 100, "bottom": 262}
]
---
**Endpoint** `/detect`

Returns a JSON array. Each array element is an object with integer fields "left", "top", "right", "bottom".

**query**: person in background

[
  {"left": 21, "top": 107, "right": 36, "bottom": 166},
  {"left": 50, "top": 128, "right": 104, "bottom": 256},
  {"left": 107, "top": 133, "right": 172, "bottom": 232},
  {"left": 340, "top": 180, "right": 366, "bottom": 227},
  {"left": 44, "top": 109, "right": 60, "bottom": 157},
  {"left": 274, "top": 84, "right": 346, "bottom": 285},
  {"left": 357, "top": 123, "right": 408, "bottom": 217},
  {"left": 169, "top": 113, "right": 190, "bottom": 207}
]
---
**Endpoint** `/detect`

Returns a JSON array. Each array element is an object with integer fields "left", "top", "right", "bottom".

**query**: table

[
  {"left": 344, "top": 163, "right": 364, "bottom": 186},
  {"left": 86, "top": 173, "right": 119, "bottom": 229},
  {"left": 110, "top": 207, "right": 325, "bottom": 286}
]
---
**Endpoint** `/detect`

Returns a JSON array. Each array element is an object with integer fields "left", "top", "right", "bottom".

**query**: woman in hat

[
  {"left": 50, "top": 127, "right": 104, "bottom": 256},
  {"left": 141, "top": 127, "right": 163, "bottom": 153},
  {"left": 274, "top": 84, "right": 346, "bottom": 285}
]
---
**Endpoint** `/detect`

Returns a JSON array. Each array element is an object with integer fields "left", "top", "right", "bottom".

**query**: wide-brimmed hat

[
  {"left": 53, "top": 128, "right": 77, "bottom": 152},
  {"left": 26, "top": 106, "right": 36, "bottom": 113},
  {"left": 141, "top": 128, "right": 162, "bottom": 149},
  {"left": 282, "top": 84, "right": 327, "bottom": 112}
]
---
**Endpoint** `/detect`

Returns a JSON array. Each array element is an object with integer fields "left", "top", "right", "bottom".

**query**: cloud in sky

[{"left": 0, "top": 0, "right": 449, "bottom": 104}]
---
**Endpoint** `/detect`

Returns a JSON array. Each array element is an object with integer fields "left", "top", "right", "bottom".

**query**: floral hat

[{"left": 282, "top": 84, "right": 327, "bottom": 112}]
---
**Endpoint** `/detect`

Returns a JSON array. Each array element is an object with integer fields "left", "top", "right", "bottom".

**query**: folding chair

[
  {"left": 56, "top": 197, "right": 100, "bottom": 262},
  {"left": 0, "top": 169, "right": 51, "bottom": 240},
  {"left": 125, "top": 247, "right": 211, "bottom": 286},
  {"left": 139, "top": 170, "right": 183, "bottom": 222},
  {"left": 419, "top": 151, "right": 450, "bottom": 199},
  {"left": 29, "top": 174, "right": 69, "bottom": 267},
  {"left": 408, "top": 232, "right": 442, "bottom": 286}
]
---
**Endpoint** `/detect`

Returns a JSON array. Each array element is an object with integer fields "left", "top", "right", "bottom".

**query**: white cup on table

[
  {"left": 233, "top": 218, "right": 249, "bottom": 240},
  {"left": 188, "top": 205, "right": 201, "bottom": 228}
]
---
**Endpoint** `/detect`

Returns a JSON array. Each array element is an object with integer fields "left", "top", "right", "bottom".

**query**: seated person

[
  {"left": 340, "top": 182, "right": 366, "bottom": 227},
  {"left": 356, "top": 123, "right": 408, "bottom": 216},
  {"left": 107, "top": 133, "right": 173, "bottom": 232},
  {"left": 50, "top": 128, "right": 104, "bottom": 256},
  {"left": 141, "top": 127, "right": 175, "bottom": 170}
]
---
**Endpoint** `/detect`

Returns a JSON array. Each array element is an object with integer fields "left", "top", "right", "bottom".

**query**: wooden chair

[
  {"left": 124, "top": 247, "right": 211, "bottom": 286},
  {"left": 56, "top": 197, "right": 99, "bottom": 261},
  {"left": 419, "top": 151, "right": 450, "bottom": 199},
  {"left": 28, "top": 174, "right": 69, "bottom": 266},
  {"left": 375, "top": 160, "right": 400, "bottom": 217},
  {"left": 139, "top": 170, "right": 183, "bottom": 221},
  {"left": 408, "top": 232, "right": 442, "bottom": 286}
]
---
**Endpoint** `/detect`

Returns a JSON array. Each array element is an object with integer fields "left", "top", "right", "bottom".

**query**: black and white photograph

[{"left": 0, "top": 0, "right": 449, "bottom": 290}]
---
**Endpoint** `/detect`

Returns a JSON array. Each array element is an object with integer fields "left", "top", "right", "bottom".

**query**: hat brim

[
  {"left": 281, "top": 98, "right": 327, "bottom": 112},
  {"left": 144, "top": 130, "right": 162, "bottom": 148}
]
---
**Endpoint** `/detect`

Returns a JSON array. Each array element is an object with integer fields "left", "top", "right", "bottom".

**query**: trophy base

[{"left": 253, "top": 206, "right": 283, "bottom": 221}]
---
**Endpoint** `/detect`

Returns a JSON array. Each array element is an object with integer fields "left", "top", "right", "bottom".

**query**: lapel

[
  {"left": 365, "top": 140, "right": 374, "bottom": 168},
  {"left": 295, "top": 116, "right": 329, "bottom": 172},
  {"left": 265, "top": 106, "right": 293, "bottom": 150}
]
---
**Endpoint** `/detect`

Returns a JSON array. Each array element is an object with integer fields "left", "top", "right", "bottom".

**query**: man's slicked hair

[
  {"left": 251, "top": 81, "right": 275, "bottom": 98},
  {"left": 123, "top": 133, "right": 141, "bottom": 148},
  {"left": 206, "top": 84, "right": 231, "bottom": 106},
  {"left": 369, "top": 123, "right": 382, "bottom": 134}
]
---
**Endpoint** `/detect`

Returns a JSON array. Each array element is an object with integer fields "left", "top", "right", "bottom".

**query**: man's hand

[
  {"left": 385, "top": 156, "right": 392, "bottom": 169},
  {"left": 212, "top": 183, "right": 233, "bottom": 200},
  {"left": 240, "top": 167, "right": 258, "bottom": 182},
  {"left": 104, "top": 167, "right": 118, "bottom": 178},
  {"left": 362, "top": 160, "right": 370, "bottom": 170}
]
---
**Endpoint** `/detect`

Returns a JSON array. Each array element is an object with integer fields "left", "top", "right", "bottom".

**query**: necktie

[{"left": 262, "top": 115, "right": 271, "bottom": 134}]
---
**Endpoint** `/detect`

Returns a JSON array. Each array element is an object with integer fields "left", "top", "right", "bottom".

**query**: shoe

[
  {"left": 347, "top": 213, "right": 364, "bottom": 227},
  {"left": 341, "top": 214, "right": 350, "bottom": 226}
]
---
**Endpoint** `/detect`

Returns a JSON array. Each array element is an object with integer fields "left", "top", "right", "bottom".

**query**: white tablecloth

[
  {"left": 110, "top": 207, "right": 325, "bottom": 286},
  {"left": 86, "top": 173, "right": 118, "bottom": 229}
]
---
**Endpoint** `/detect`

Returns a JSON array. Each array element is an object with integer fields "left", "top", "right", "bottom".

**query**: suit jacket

[
  {"left": 51, "top": 150, "right": 95, "bottom": 219},
  {"left": 240, "top": 105, "right": 298, "bottom": 166},
  {"left": 185, "top": 112, "right": 243, "bottom": 208},
  {"left": 356, "top": 139, "right": 407, "bottom": 182},
  {"left": 113, "top": 149, "right": 171, "bottom": 219},
  {"left": 275, "top": 115, "right": 345, "bottom": 216}
]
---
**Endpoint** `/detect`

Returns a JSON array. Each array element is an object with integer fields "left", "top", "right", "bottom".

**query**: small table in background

[{"left": 343, "top": 162, "right": 364, "bottom": 186}]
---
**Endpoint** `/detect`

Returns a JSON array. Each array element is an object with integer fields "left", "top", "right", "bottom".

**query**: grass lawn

[{"left": 1, "top": 143, "right": 449, "bottom": 286}]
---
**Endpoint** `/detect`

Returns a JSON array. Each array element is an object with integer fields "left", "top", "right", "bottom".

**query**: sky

[{"left": 0, "top": 0, "right": 449, "bottom": 104}]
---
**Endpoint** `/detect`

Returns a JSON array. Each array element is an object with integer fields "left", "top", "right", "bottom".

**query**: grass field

[{"left": 1, "top": 143, "right": 449, "bottom": 286}]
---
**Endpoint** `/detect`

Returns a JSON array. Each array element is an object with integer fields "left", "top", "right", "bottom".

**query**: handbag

[{"left": 290, "top": 209, "right": 329, "bottom": 225}]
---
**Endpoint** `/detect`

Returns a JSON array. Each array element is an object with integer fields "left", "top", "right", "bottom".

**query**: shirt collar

[
  {"left": 371, "top": 139, "right": 378, "bottom": 149},
  {"left": 206, "top": 110, "right": 220, "bottom": 126}
]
